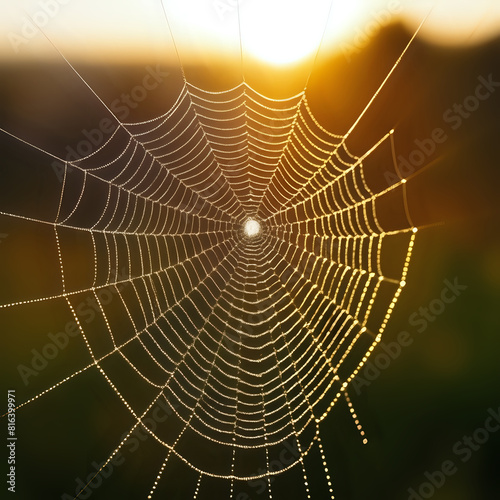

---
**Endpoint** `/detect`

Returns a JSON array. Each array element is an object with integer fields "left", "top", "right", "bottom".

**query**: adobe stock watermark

[
  {"left": 61, "top": 396, "right": 180, "bottom": 499},
  {"left": 6, "top": 390, "right": 16, "bottom": 494},
  {"left": 341, "top": 0, "right": 402, "bottom": 63},
  {"left": 352, "top": 277, "right": 468, "bottom": 395},
  {"left": 17, "top": 267, "right": 130, "bottom": 386},
  {"left": 408, "top": 405, "right": 500, "bottom": 499},
  {"left": 7, "top": 0, "right": 71, "bottom": 53},
  {"left": 51, "top": 65, "right": 169, "bottom": 182},
  {"left": 213, "top": 0, "right": 246, "bottom": 21},
  {"left": 386, "top": 73, "right": 499, "bottom": 185}
]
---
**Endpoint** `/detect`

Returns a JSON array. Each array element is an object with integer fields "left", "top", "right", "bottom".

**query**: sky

[
  {"left": 1, "top": 0, "right": 500, "bottom": 64},
  {"left": 1, "top": 2, "right": 500, "bottom": 500}
]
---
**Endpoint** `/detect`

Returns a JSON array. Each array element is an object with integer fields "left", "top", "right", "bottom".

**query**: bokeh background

[{"left": 1, "top": 1, "right": 500, "bottom": 499}]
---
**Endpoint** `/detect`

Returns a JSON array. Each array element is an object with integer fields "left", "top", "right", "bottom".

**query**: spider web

[{"left": 1, "top": 4, "right": 426, "bottom": 500}]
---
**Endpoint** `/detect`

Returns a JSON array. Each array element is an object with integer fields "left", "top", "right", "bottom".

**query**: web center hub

[{"left": 243, "top": 218, "right": 261, "bottom": 237}]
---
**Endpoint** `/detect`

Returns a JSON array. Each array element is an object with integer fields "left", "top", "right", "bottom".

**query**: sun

[{"left": 241, "top": 0, "right": 363, "bottom": 65}]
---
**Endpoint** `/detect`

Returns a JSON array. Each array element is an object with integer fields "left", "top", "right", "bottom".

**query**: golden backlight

[
  {"left": 240, "top": 0, "right": 362, "bottom": 65},
  {"left": 0, "top": 1, "right": 499, "bottom": 64}
]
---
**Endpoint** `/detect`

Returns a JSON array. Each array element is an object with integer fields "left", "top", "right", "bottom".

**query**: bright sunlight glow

[
  {"left": 1, "top": 1, "right": 500, "bottom": 63},
  {"left": 241, "top": 0, "right": 362, "bottom": 65},
  {"left": 244, "top": 219, "right": 261, "bottom": 237}
]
